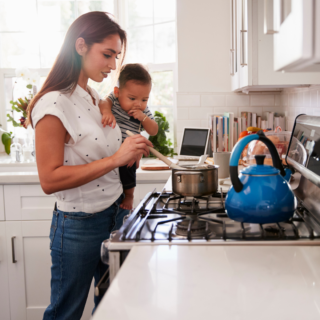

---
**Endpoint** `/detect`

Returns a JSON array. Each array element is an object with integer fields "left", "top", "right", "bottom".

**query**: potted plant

[{"left": 147, "top": 111, "right": 176, "bottom": 157}]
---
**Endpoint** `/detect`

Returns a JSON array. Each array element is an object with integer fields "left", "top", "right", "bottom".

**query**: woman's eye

[{"left": 103, "top": 54, "right": 111, "bottom": 59}]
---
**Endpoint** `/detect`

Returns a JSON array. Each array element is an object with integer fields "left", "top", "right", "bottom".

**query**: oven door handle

[{"left": 95, "top": 268, "right": 110, "bottom": 297}]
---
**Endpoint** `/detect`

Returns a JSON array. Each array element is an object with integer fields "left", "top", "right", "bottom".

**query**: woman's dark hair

[
  {"left": 27, "top": 11, "right": 126, "bottom": 127},
  {"left": 118, "top": 63, "right": 151, "bottom": 88}
]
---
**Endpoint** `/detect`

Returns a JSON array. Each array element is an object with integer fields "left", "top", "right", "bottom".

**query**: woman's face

[{"left": 81, "top": 34, "right": 122, "bottom": 82}]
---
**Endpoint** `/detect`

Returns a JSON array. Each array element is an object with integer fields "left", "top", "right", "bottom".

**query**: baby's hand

[
  {"left": 128, "top": 109, "right": 145, "bottom": 121},
  {"left": 101, "top": 112, "right": 116, "bottom": 128}
]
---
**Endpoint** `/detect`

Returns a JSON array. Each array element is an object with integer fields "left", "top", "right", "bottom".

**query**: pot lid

[
  {"left": 179, "top": 164, "right": 218, "bottom": 170},
  {"left": 241, "top": 155, "right": 280, "bottom": 176}
]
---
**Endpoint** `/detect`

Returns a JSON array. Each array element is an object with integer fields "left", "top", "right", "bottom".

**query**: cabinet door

[
  {"left": 6, "top": 221, "right": 94, "bottom": 320},
  {"left": 230, "top": 0, "right": 240, "bottom": 91},
  {"left": 238, "top": 0, "right": 250, "bottom": 88},
  {"left": 0, "top": 186, "right": 4, "bottom": 221},
  {"left": 0, "top": 222, "right": 10, "bottom": 320},
  {"left": 273, "top": 0, "right": 320, "bottom": 72},
  {"left": 4, "top": 185, "right": 56, "bottom": 220}
]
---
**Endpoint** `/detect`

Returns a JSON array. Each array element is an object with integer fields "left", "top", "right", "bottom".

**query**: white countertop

[
  {"left": 93, "top": 245, "right": 320, "bottom": 320},
  {"left": 0, "top": 157, "right": 171, "bottom": 184}
]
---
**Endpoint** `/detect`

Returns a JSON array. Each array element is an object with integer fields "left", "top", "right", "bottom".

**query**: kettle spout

[{"left": 284, "top": 168, "right": 293, "bottom": 182}]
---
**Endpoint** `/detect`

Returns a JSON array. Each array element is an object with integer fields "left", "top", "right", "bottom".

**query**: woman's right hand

[{"left": 112, "top": 134, "right": 153, "bottom": 168}]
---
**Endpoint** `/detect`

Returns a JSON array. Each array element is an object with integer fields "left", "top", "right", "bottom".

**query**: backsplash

[
  {"left": 280, "top": 85, "right": 320, "bottom": 132},
  {"left": 175, "top": 91, "right": 285, "bottom": 151}
]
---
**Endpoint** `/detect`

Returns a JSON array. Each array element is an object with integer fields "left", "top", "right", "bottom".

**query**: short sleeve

[
  {"left": 143, "top": 106, "right": 155, "bottom": 120},
  {"left": 107, "top": 92, "right": 117, "bottom": 105},
  {"left": 31, "top": 91, "right": 77, "bottom": 143}
]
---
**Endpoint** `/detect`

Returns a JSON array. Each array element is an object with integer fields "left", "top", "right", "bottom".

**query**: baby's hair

[{"left": 118, "top": 63, "right": 151, "bottom": 88}]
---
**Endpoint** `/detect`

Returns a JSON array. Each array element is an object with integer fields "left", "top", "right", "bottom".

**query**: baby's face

[{"left": 115, "top": 80, "right": 151, "bottom": 113}]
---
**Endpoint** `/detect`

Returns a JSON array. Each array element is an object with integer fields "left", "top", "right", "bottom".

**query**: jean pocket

[
  {"left": 49, "top": 211, "right": 58, "bottom": 249},
  {"left": 63, "top": 211, "right": 94, "bottom": 220}
]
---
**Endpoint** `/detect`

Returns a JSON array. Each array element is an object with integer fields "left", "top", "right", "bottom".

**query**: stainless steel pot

[{"left": 172, "top": 165, "right": 219, "bottom": 197}]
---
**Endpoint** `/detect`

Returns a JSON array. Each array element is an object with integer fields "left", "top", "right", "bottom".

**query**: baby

[{"left": 99, "top": 64, "right": 158, "bottom": 210}]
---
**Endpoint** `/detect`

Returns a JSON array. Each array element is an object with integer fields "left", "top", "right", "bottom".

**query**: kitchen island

[
  {"left": 0, "top": 157, "right": 171, "bottom": 320},
  {"left": 92, "top": 245, "right": 320, "bottom": 320}
]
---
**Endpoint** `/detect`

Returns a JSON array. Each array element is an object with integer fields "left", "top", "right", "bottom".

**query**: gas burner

[{"left": 175, "top": 219, "right": 207, "bottom": 238}]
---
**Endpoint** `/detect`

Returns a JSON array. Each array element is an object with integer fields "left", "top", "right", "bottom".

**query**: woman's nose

[{"left": 108, "top": 58, "right": 117, "bottom": 70}]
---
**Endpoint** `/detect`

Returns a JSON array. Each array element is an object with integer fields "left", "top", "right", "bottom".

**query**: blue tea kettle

[{"left": 225, "top": 131, "right": 296, "bottom": 224}]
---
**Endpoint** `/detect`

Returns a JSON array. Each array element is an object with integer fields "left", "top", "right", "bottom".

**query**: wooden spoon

[{"left": 126, "top": 130, "right": 185, "bottom": 169}]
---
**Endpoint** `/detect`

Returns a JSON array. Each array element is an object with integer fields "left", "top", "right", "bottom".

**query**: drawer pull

[{"left": 11, "top": 236, "right": 17, "bottom": 263}]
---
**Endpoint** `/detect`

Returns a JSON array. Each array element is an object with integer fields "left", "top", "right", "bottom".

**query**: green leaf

[
  {"left": 7, "top": 114, "right": 22, "bottom": 127},
  {"left": 26, "top": 84, "right": 32, "bottom": 89},
  {"left": 1, "top": 132, "right": 12, "bottom": 155}
]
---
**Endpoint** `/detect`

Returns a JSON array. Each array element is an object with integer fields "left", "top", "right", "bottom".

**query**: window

[
  {"left": 122, "top": 0, "right": 176, "bottom": 142},
  {"left": 0, "top": 0, "right": 116, "bottom": 138},
  {"left": 0, "top": 0, "right": 176, "bottom": 144}
]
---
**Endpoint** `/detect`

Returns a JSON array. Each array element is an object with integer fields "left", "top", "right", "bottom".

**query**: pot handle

[{"left": 230, "top": 130, "right": 286, "bottom": 192}]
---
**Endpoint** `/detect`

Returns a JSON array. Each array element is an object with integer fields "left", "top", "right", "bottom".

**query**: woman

[{"left": 27, "top": 11, "right": 152, "bottom": 319}]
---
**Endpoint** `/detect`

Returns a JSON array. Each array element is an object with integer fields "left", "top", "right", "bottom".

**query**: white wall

[
  {"left": 176, "top": 0, "right": 231, "bottom": 93},
  {"left": 175, "top": 0, "right": 286, "bottom": 150}
]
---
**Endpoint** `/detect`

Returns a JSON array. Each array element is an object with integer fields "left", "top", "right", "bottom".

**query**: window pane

[
  {"left": 149, "top": 71, "right": 173, "bottom": 106},
  {"left": 154, "top": 0, "right": 175, "bottom": 23},
  {"left": 77, "top": 1, "right": 114, "bottom": 15},
  {"left": 127, "top": 26, "right": 153, "bottom": 63},
  {"left": 40, "top": 32, "right": 65, "bottom": 68},
  {"left": 38, "top": 1, "right": 75, "bottom": 32},
  {"left": 149, "top": 71, "right": 174, "bottom": 143},
  {"left": 5, "top": 77, "right": 46, "bottom": 138},
  {"left": 126, "top": 0, "right": 153, "bottom": 28},
  {"left": 0, "top": 0, "right": 38, "bottom": 32},
  {"left": 0, "top": 33, "right": 40, "bottom": 68},
  {"left": 88, "top": 75, "right": 114, "bottom": 99},
  {"left": 155, "top": 22, "right": 175, "bottom": 63}
]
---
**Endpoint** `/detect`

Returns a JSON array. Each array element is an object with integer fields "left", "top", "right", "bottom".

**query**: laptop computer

[{"left": 176, "top": 127, "right": 211, "bottom": 161}]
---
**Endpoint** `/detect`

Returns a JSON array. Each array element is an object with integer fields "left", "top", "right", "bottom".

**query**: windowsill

[{"left": 0, "top": 152, "right": 37, "bottom": 168}]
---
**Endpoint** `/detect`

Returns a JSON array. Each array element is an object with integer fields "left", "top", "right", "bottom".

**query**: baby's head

[{"left": 114, "top": 64, "right": 152, "bottom": 113}]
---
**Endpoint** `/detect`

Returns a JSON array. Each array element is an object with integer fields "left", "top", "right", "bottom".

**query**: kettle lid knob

[{"left": 255, "top": 155, "right": 266, "bottom": 165}]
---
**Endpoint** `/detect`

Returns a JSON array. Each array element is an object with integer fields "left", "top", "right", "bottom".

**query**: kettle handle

[{"left": 230, "top": 130, "right": 286, "bottom": 192}]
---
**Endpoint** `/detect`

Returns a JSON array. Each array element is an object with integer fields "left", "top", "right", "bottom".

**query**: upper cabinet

[
  {"left": 230, "top": 0, "right": 320, "bottom": 92},
  {"left": 273, "top": 0, "right": 320, "bottom": 72}
]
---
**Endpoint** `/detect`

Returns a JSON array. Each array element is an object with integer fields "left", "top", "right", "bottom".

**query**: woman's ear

[{"left": 75, "top": 37, "right": 88, "bottom": 56}]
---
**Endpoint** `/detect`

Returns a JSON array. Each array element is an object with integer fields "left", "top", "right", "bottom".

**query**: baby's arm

[
  {"left": 99, "top": 99, "right": 116, "bottom": 128},
  {"left": 140, "top": 116, "right": 158, "bottom": 136},
  {"left": 128, "top": 108, "right": 158, "bottom": 136}
]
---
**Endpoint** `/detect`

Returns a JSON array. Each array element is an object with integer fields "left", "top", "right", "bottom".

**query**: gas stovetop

[{"left": 110, "top": 190, "right": 320, "bottom": 248}]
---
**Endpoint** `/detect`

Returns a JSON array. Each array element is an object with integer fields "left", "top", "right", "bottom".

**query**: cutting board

[{"left": 141, "top": 158, "right": 179, "bottom": 170}]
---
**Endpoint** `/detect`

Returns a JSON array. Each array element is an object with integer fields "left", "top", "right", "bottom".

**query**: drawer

[{"left": 4, "top": 185, "right": 56, "bottom": 220}]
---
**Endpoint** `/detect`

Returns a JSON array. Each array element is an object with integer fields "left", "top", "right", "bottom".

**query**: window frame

[{"left": 0, "top": 0, "right": 177, "bottom": 153}]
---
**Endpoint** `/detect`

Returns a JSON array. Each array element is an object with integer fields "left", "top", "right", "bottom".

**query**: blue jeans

[{"left": 43, "top": 194, "right": 129, "bottom": 320}]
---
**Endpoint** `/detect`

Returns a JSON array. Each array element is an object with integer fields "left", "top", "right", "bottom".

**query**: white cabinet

[
  {"left": 231, "top": 0, "right": 320, "bottom": 92},
  {"left": 4, "top": 185, "right": 56, "bottom": 220},
  {"left": 274, "top": 0, "right": 320, "bottom": 72},
  {"left": 0, "top": 222, "right": 10, "bottom": 320},
  {"left": 0, "top": 185, "right": 5, "bottom": 220},
  {"left": 5, "top": 221, "right": 94, "bottom": 320}
]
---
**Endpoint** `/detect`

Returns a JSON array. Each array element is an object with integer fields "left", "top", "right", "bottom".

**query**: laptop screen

[{"left": 180, "top": 128, "right": 209, "bottom": 156}]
